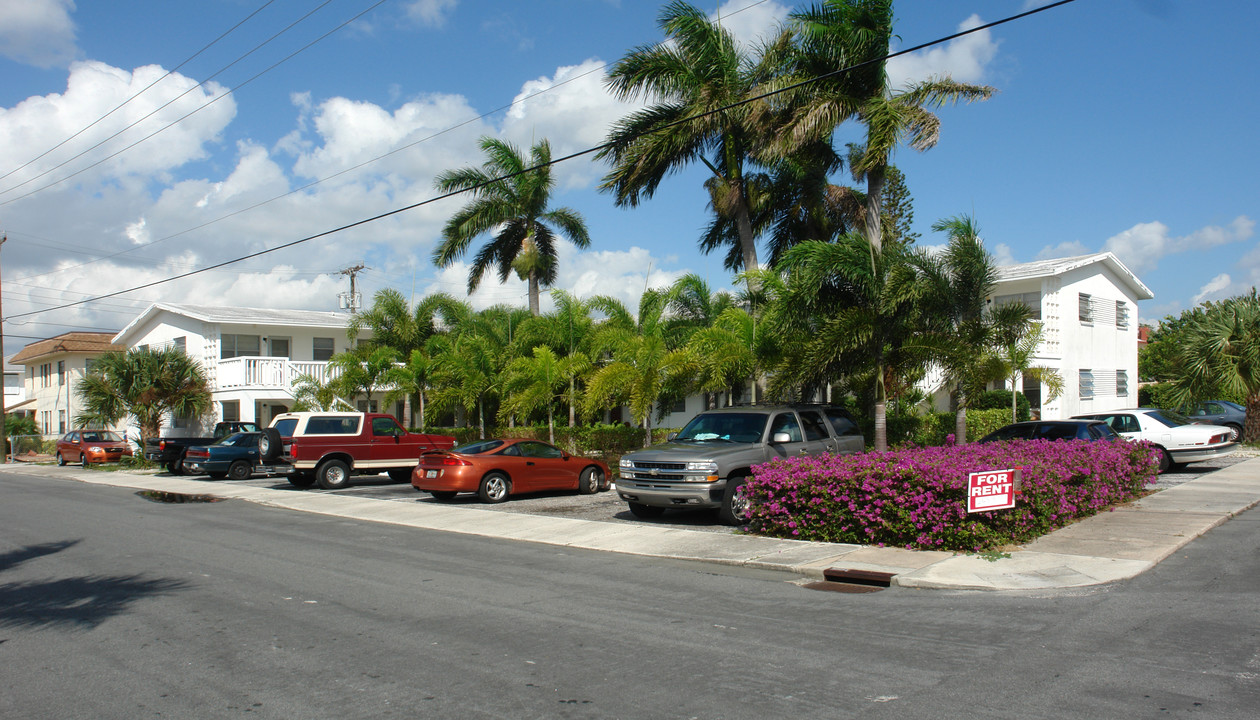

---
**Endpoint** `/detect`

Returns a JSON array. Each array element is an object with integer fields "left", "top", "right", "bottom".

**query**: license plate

[{"left": 425, "top": 470, "right": 438, "bottom": 478}]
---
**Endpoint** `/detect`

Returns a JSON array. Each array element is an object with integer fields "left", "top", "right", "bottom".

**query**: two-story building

[
  {"left": 3, "top": 356, "right": 32, "bottom": 418},
  {"left": 10, "top": 332, "right": 125, "bottom": 436},
  {"left": 112, "top": 303, "right": 380, "bottom": 434}
]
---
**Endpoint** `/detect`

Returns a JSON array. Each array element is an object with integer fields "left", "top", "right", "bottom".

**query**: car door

[
  {"left": 822, "top": 408, "right": 864, "bottom": 454},
  {"left": 797, "top": 409, "right": 837, "bottom": 456},
  {"left": 517, "top": 440, "right": 575, "bottom": 491},
  {"left": 765, "top": 412, "right": 811, "bottom": 459},
  {"left": 369, "top": 415, "right": 406, "bottom": 464}
]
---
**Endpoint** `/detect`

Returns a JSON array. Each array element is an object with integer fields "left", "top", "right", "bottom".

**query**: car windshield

[
  {"left": 81, "top": 431, "right": 122, "bottom": 442},
  {"left": 1148, "top": 409, "right": 1192, "bottom": 427},
  {"left": 675, "top": 412, "right": 768, "bottom": 443},
  {"left": 454, "top": 439, "right": 505, "bottom": 455}
]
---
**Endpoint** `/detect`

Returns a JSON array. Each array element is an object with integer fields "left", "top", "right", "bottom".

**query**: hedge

[{"left": 744, "top": 438, "right": 1158, "bottom": 551}]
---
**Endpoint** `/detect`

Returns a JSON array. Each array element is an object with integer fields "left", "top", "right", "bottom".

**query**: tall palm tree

[
  {"left": 383, "top": 350, "right": 437, "bottom": 431},
  {"left": 767, "top": 234, "right": 925, "bottom": 451},
  {"left": 785, "top": 0, "right": 995, "bottom": 252},
  {"left": 995, "top": 321, "right": 1064, "bottom": 424},
  {"left": 599, "top": 1, "right": 790, "bottom": 281},
  {"left": 328, "top": 346, "right": 400, "bottom": 412},
  {"left": 75, "top": 346, "right": 212, "bottom": 449},
  {"left": 912, "top": 215, "right": 1026, "bottom": 443},
  {"left": 1168, "top": 290, "right": 1260, "bottom": 442},
  {"left": 433, "top": 137, "right": 591, "bottom": 316},
  {"left": 502, "top": 346, "right": 589, "bottom": 444}
]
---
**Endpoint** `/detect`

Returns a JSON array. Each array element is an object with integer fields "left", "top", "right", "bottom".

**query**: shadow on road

[
  {"left": 0, "top": 573, "right": 190, "bottom": 630},
  {"left": 0, "top": 539, "right": 82, "bottom": 572}
]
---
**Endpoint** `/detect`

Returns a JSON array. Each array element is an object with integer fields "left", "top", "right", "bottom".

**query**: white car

[{"left": 1073, "top": 408, "right": 1236, "bottom": 473}]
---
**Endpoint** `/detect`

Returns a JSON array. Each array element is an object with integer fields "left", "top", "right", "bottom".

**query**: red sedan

[
  {"left": 56, "top": 430, "right": 132, "bottom": 466},
  {"left": 412, "top": 438, "right": 610, "bottom": 503}
]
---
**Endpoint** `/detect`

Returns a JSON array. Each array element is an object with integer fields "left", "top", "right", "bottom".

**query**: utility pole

[
  {"left": 0, "top": 234, "right": 7, "bottom": 462},
  {"left": 337, "top": 263, "right": 367, "bottom": 313}
]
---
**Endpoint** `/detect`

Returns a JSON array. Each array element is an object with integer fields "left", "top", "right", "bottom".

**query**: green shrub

[{"left": 970, "top": 390, "right": 1030, "bottom": 421}]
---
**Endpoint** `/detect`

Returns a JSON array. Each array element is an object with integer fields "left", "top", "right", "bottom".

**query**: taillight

[
  {"left": 159, "top": 440, "right": 167, "bottom": 451},
  {"left": 440, "top": 456, "right": 471, "bottom": 466},
  {"left": 1212, "top": 433, "right": 1229, "bottom": 444}
]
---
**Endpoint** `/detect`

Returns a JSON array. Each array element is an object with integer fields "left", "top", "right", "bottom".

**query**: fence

[{"left": 7, "top": 434, "right": 47, "bottom": 460}]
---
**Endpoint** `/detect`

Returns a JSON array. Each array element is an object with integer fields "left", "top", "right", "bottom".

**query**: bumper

[
  {"left": 411, "top": 466, "right": 480, "bottom": 493},
  {"left": 1170, "top": 443, "right": 1237, "bottom": 464},
  {"left": 615, "top": 476, "right": 727, "bottom": 510}
]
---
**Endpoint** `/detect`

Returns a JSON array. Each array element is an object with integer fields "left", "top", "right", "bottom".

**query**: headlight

[
  {"left": 619, "top": 457, "right": 634, "bottom": 469},
  {"left": 686, "top": 461, "right": 718, "bottom": 473},
  {"left": 88, "top": 446, "right": 103, "bottom": 453}
]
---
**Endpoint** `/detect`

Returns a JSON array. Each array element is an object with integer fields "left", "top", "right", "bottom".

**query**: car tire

[
  {"left": 429, "top": 490, "right": 457, "bottom": 501},
  {"left": 56, "top": 452, "right": 66, "bottom": 467},
  {"left": 1226, "top": 423, "right": 1242, "bottom": 443},
  {"left": 227, "top": 460, "right": 252, "bottom": 481},
  {"left": 81, "top": 452, "right": 89, "bottom": 468},
  {"left": 166, "top": 454, "right": 186, "bottom": 475},
  {"left": 578, "top": 467, "right": 600, "bottom": 495},
  {"left": 258, "top": 428, "right": 282, "bottom": 462},
  {"left": 1155, "top": 447, "right": 1173, "bottom": 474},
  {"left": 207, "top": 471, "right": 228, "bottom": 480},
  {"left": 478, "top": 472, "right": 510, "bottom": 503},
  {"left": 287, "top": 473, "right": 316, "bottom": 488},
  {"left": 628, "top": 501, "right": 665, "bottom": 519},
  {"left": 316, "top": 459, "right": 352, "bottom": 490},
  {"left": 718, "top": 475, "right": 751, "bottom": 526},
  {"left": 387, "top": 468, "right": 413, "bottom": 483}
]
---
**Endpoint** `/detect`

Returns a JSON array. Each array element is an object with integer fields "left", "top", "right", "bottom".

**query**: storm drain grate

[
  {"left": 136, "top": 490, "right": 223, "bottom": 504},
  {"left": 803, "top": 567, "right": 896, "bottom": 593}
]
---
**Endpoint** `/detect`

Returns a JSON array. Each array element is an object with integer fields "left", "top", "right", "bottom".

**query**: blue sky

[{"left": 1, "top": 0, "right": 1256, "bottom": 350}]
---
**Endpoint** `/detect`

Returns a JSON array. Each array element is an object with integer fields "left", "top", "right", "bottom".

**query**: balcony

[{"left": 214, "top": 357, "right": 341, "bottom": 392}]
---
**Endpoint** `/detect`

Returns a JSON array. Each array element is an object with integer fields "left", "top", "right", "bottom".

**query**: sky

[{"left": 1, "top": 0, "right": 1257, "bottom": 352}]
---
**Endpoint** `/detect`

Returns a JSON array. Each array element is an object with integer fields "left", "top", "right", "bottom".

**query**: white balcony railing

[{"left": 214, "top": 357, "right": 342, "bottom": 392}]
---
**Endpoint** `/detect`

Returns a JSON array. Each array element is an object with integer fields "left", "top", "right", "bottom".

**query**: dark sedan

[
  {"left": 978, "top": 420, "right": 1120, "bottom": 443},
  {"left": 184, "top": 432, "right": 263, "bottom": 480},
  {"left": 1179, "top": 400, "right": 1246, "bottom": 442}
]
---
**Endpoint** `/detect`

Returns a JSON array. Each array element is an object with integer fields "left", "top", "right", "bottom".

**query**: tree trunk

[
  {"left": 418, "top": 392, "right": 426, "bottom": 431},
  {"left": 643, "top": 415, "right": 651, "bottom": 449},
  {"left": 548, "top": 407, "right": 555, "bottom": 445},
  {"left": 864, "top": 165, "right": 886, "bottom": 254},
  {"left": 478, "top": 396, "right": 485, "bottom": 439},
  {"left": 528, "top": 270, "right": 541, "bottom": 317},
  {"left": 1011, "top": 374, "right": 1018, "bottom": 423},
  {"left": 569, "top": 377, "right": 576, "bottom": 427},
  {"left": 954, "top": 386, "right": 967, "bottom": 446},
  {"left": 1245, "top": 391, "right": 1260, "bottom": 443},
  {"left": 874, "top": 365, "right": 888, "bottom": 452}
]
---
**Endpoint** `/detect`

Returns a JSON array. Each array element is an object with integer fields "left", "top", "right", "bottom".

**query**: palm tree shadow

[
  {"left": 0, "top": 539, "right": 82, "bottom": 572},
  {"left": 0, "top": 574, "right": 189, "bottom": 630}
]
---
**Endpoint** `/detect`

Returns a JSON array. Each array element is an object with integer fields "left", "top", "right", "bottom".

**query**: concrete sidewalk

[{"left": 6, "top": 458, "right": 1260, "bottom": 591}]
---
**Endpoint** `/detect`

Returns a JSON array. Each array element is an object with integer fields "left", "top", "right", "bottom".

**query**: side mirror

[
  {"left": 772, "top": 432, "right": 791, "bottom": 444},
  {"left": 666, "top": 432, "right": 677, "bottom": 441}
]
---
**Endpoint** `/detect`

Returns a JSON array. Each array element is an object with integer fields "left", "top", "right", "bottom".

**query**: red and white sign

[{"left": 967, "top": 468, "right": 1021, "bottom": 513}]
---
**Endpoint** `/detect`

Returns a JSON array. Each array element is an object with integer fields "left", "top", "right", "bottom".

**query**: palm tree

[
  {"left": 785, "top": 0, "right": 995, "bottom": 252},
  {"left": 599, "top": 1, "right": 790, "bottom": 281},
  {"left": 1167, "top": 290, "right": 1260, "bottom": 442},
  {"left": 995, "top": 321, "right": 1064, "bottom": 424},
  {"left": 383, "top": 350, "right": 437, "bottom": 431},
  {"left": 586, "top": 290, "right": 691, "bottom": 446},
  {"left": 511, "top": 290, "right": 598, "bottom": 429},
  {"left": 912, "top": 214, "right": 1027, "bottom": 443},
  {"left": 75, "top": 346, "right": 212, "bottom": 449},
  {"left": 433, "top": 137, "right": 591, "bottom": 316},
  {"left": 427, "top": 330, "right": 501, "bottom": 439},
  {"left": 502, "top": 346, "right": 588, "bottom": 444},
  {"left": 767, "top": 234, "right": 925, "bottom": 451},
  {"left": 328, "top": 346, "right": 400, "bottom": 412}
]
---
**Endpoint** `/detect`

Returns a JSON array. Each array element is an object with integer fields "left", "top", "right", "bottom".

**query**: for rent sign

[{"left": 967, "top": 468, "right": 1021, "bottom": 513}]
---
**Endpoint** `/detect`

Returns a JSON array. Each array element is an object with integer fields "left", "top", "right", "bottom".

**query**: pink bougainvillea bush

[{"left": 744, "top": 440, "right": 1158, "bottom": 551}]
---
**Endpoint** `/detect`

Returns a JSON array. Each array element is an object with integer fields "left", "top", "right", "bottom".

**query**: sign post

[{"left": 967, "top": 468, "right": 1021, "bottom": 513}]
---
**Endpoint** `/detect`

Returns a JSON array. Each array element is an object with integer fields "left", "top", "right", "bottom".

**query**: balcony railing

[{"left": 214, "top": 357, "right": 342, "bottom": 392}]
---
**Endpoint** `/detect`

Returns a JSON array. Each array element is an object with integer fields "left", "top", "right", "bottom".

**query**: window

[
  {"left": 305, "top": 416, "right": 360, "bottom": 434},
  {"left": 173, "top": 336, "right": 186, "bottom": 353},
  {"left": 824, "top": 408, "right": 861, "bottom": 437},
  {"left": 993, "top": 292, "right": 1042, "bottom": 320},
  {"left": 58, "top": 410, "right": 66, "bottom": 434},
  {"left": 41, "top": 363, "right": 51, "bottom": 388},
  {"left": 356, "top": 399, "right": 378, "bottom": 413},
  {"left": 670, "top": 397, "right": 687, "bottom": 414},
  {"left": 1022, "top": 376, "right": 1042, "bottom": 411},
  {"left": 1117, "top": 369, "right": 1129, "bottom": 397},
  {"left": 85, "top": 358, "right": 97, "bottom": 373},
  {"left": 769, "top": 413, "right": 803, "bottom": 443},
  {"left": 1078, "top": 293, "right": 1093, "bottom": 323},
  {"left": 313, "top": 337, "right": 335, "bottom": 361},
  {"left": 799, "top": 410, "right": 830, "bottom": 441},
  {"left": 1079, "top": 369, "right": 1094, "bottom": 399},
  {"left": 268, "top": 337, "right": 290, "bottom": 358},
  {"left": 57, "top": 361, "right": 65, "bottom": 385},
  {"left": 221, "top": 400, "right": 240, "bottom": 422},
  {"left": 221, "top": 334, "right": 261, "bottom": 359},
  {"left": 1115, "top": 301, "right": 1129, "bottom": 329},
  {"left": 372, "top": 416, "right": 403, "bottom": 437}
]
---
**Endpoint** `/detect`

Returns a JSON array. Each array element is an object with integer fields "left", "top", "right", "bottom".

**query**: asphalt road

[{"left": 3, "top": 469, "right": 1260, "bottom": 719}]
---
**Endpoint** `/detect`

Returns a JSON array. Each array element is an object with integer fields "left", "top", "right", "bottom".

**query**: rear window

[
  {"left": 824, "top": 408, "right": 861, "bottom": 437},
  {"left": 272, "top": 418, "right": 299, "bottom": 437},
  {"left": 455, "top": 439, "right": 504, "bottom": 454},
  {"left": 304, "top": 416, "right": 361, "bottom": 434},
  {"left": 1147, "top": 410, "right": 1191, "bottom": 428}
]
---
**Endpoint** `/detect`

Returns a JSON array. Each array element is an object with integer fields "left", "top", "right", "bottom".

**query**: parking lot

[{"left": 178, "top": 449, "right": 1260, "bottom": 537}]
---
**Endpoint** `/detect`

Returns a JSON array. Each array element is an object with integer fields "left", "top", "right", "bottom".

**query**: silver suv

[{"left": 616, "top": 405, "right": 864, "bottom": 525}]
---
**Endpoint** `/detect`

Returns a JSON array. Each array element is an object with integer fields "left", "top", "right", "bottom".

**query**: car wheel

[
  {"left": 227, "top": 460, "right": 252, "bottom": 481},
  {"left": 1226, "top": 423, "right": 1242, "bottom": 443},
  {"left": 207, "top": 471, "right": 228, "bottom": 480},
  {"left": 578, "top": 467, "right": 600, "bottom": 495},
  {"left": 81, "top": 452, "right": 89, "bottom": 468},
  {"left": 1155, "top": 447, "right": 1173, "bottom": 474},
  {"left": 429, "top": 490, "right": 457, "bottom": 501},
  {"left": 628, "top": 501, "right": 665, "bottom": 519},
  {"left": 718, "top": 475, "right": 751, "bottom": 526},
  {"left": 166, "top": 454, "right": 186, "bottom": 475},
  {"left": 387, "top": 468, "right": 413, "bottom": 483},
  {"left": 287, "top": 473, "right": 316, "bottom": 488},
  {"left": 478, "top": 473, "right": 510, "bottom": 503},
  {"left": 316, "top": 459, "right": 352, "bottom": 490},
  {"left": 56, "top": 452, "right": 66, "bottom": 467}
]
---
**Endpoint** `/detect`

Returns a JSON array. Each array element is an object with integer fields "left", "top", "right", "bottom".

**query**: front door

[{"left": 268, "top": 337, "right": 290, "bottom": 358}]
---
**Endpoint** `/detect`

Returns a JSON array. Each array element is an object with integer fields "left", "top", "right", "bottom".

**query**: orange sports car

[{"left": 412, "top": 438, "right": 610, "bottom": 503}]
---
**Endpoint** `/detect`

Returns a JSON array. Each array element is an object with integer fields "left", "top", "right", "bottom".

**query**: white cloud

[
  {"left": 404, "top": 0, "right": 457, "bottom": 28},
  {"left": 0, "top": 0, "right": 77, "bottom": 68},
  {"left": 887, "top": 14, "right": 999, "bottom": 87},
  {"left": 1191, "top": 273, "right": 1232, "bottom": 305},
  {"left": 1102, "top": 216, "right": 1254, "bottom": 274},
  {"left": 1035, "top": 240, "right": 1091, "bottom": 261},
  {"left": 990, "top": 242, "right": 1017, "bottom": 268},
  {"left": 713, "top": 1, "right": 791, "bottom": 51}
]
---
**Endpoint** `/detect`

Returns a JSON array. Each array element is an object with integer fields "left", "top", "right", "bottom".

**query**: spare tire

[{"left": 258, "top": 428, "right": 283, "bottom": 462}]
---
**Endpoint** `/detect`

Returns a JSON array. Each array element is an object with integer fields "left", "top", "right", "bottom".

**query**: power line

[
  {"left": 0, "top": 0, "right": 279, "bottom": 185},
  {"left": 4, "top": 0, "right": 1077, "bottom": 322}
]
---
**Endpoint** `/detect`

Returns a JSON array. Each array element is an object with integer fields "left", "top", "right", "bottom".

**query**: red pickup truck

[{"left": 258, "top": 412, "right": 456, "bottom": 490}]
